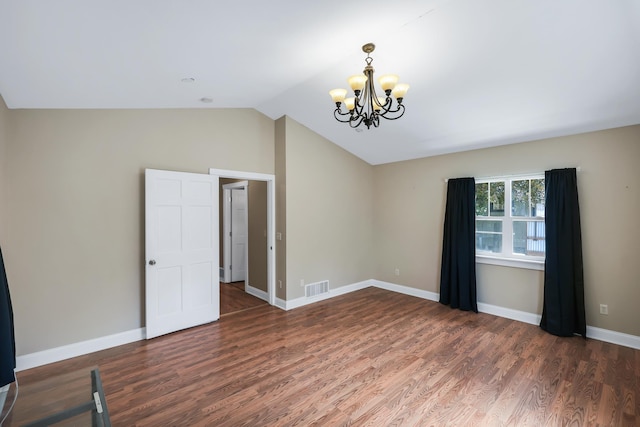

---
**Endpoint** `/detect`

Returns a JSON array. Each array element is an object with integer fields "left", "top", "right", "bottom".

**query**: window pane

[
  {"left": 489, "top": 182, "right": 505, "bottom": 217},
  {"left": 476, "top": 220, "right": 502, "bottom": 233},
  {"left": 476, "top": 220, "right": 502, "bottom": 253},
  {"left": 511, "top": 180, "right": 530, "bottom": 217},
  {"left": 531, "top": 178, "right": 545, "bottom": 217},
  {"left": 475, "top": 183, "right": 488, "bottom": 216},
  {"left": 513, "top": 220, "right": 545, "bottom": 255}
]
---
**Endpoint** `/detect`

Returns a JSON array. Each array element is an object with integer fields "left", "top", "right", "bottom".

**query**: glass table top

[{"left": 0, "top": 366, "right": 110, "bottom": 426}]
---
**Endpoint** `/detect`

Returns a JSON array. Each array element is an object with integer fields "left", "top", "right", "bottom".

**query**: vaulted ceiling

[{"left": 1, "top": 0, "right": 639, "bottom": 165}]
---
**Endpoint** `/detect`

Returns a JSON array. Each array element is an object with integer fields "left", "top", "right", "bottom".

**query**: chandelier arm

[
  {"left": 379, "top": 103, "right": 406, "bottom": 120},
  {"left": 367, "top": 71, "right": 381, "bottom": 111},
  {"left": 349, "top": 114, "right": 365, "bottom": 128},
  {"left": 363, "top": 83, "right": 372, "bottom": 111},
  {"left": 377, "top": 97, "right": 394, "bottom": 116},
  {"left": 333, "top": 108, "right": 355, "bottom": 123},
  {"left": 353, "top": 96, "right": 364, "bottom": 117},
  {"left": 380, "top": 101, "right": 404, "bottom": 114}
]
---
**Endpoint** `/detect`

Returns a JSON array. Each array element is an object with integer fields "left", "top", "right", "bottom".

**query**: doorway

[
  {"left": 221, "top": 180, "right": 248, "bottom": 284},
  {"left": 210, "top": 169, "right": 276, "bottom": 308}
]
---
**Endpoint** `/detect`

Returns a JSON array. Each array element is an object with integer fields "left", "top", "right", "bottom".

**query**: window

[{"left": 475, "top": 175, "right": 545, "bottom": 269}]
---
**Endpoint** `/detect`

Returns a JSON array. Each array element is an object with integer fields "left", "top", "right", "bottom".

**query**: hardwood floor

[
  {"left": 12, "top": 288, "right": 640, "bottom": 426},
  {"left": 219, "top": 281, "right": 267, "bottom": 315}
]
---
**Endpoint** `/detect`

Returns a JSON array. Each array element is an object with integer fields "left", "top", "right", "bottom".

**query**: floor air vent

[{"left": 305, "top": 280, "right": 329, "bottom": 298}]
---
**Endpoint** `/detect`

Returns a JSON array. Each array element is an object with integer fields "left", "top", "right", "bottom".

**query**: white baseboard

[
  {"left": 372, "top": 280, "right": 440, "bottom": 302},
  {"left": 281, "top": 280, "right": 372, "bottom": 310},
  {"left": 274, "top": 297, "right": 287, "bottom": 311},
  {"left": 477, "top": 302, "right": 542, "bottom": 326},
  {"left": 587, "top": 326, "right": 640, "bottom": 350},
  {"left": 16, "top": 280, "right": 640, "bottom": 371},
  {"left": 16, "top": 328, "right": 145, "bottom": 372},
  {"left": 378, "top": 282, "right": 639, "bottom": 350},
  {"left": 245, "top": 284, "right": 268, "bottom": 302}
]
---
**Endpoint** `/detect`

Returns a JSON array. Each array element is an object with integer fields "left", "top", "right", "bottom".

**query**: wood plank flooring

[
  {"left": 11, "top": 288, "right": 640, "bottom": 426},
  {"left": 220, "top": 281, "right": 267, "bottom": 316}
]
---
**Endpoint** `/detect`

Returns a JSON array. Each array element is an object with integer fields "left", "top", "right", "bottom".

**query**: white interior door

[
  {"left": 230, "top": 187, "right": 247, "bottom": 282},
  {"left": 145, "top": 169, "right": 219, "bottom": 339}
]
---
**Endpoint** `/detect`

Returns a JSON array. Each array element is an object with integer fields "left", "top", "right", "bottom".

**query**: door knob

[{"left": 149, "top": 260, "right": 156, "bottom": 266}]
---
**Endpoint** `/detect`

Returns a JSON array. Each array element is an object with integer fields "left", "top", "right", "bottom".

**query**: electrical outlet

[
  {"left": 599, "top": 304, "right": 608, "bottom": 315},
  {"left": 278, "top": 280, "right": 282, "bottom": 289},
  {"left": 395, "top": 268, "right": 400, "bottom": 276},
  {"left": 300, "top": 279, "right": 305, "bottom": 287}
]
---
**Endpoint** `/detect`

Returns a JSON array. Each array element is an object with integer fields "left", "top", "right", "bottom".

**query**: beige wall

[
  {"left": 0, "top": 96, "right": 7, "bottom": 243},
  {"left": 274, "top": 117, "right": 287, "bottom": 300},
  {"left": 373, "top": 125, "right": 640, "bottom": 336},
  {"left": 282, "top": 117, "right": 375, "bottom": 300},
  {"left": 5, "top": 108, "right": 274, "bottom": 355},
  {"left": 247, "top": 180, "right": 268, "bottom": 292}
]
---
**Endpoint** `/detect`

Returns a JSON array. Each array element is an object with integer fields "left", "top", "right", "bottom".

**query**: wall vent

[{"left": 305, "top": 280, "right": 329, "bottom": 298}]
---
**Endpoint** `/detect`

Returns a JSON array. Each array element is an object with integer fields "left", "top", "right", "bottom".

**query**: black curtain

[
  {"left": 440, "top": 177, "right": 477, "bottom": 312},
  {"left": 540, "top": 168, "right": 586, "bottom": 337},
  {"left": 0, "top": 245, "right": 16, "bottom": 386}
]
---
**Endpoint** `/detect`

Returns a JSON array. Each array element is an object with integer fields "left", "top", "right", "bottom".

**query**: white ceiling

[{"left": 1, "top": 0, "right": 639, "bottom": 165}]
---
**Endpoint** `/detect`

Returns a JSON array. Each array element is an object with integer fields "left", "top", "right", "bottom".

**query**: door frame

[
  {"left": 222, "top": 180, "right": 248, "bottom": 284},
  {"left": 210, "top": 168, "right": 276, "bottom": 307}
]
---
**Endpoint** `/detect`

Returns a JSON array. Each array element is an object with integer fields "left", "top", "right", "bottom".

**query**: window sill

[{"left": 476, "top": 254, "right": 544, "bottom": 271}]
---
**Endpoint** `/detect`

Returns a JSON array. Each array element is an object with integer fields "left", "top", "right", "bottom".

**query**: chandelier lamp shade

[{"left": 329, "top": 43, "right": 409, "bottom": 129}]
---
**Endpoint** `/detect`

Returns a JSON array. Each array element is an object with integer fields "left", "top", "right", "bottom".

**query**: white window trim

[
  {"left": 476, "top": 254, "right": 544, "bottom": 271},
  {"left": 475, "top": 173, "right": 545, "bottom": 271}
]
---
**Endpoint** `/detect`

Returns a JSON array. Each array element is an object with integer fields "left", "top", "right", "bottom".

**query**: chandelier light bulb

[
  {"left": 344, "top": 97, "right": 356, "bottom": 112},
  {"left": 391, "top": 83, "right": 410, "bottom": 100},
  {"left": 329, "top": 88, "right": 347, "bottom": 103},
  {"left": 379, "top": 74, "right": 399, "bottom": 92},
  {"left": 348, "top": 74, "right": 368, "bottom": 92}
]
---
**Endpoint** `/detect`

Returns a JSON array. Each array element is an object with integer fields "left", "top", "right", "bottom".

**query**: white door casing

[{"left": 145, "top": 169, "right": 219, "bottom": 339}]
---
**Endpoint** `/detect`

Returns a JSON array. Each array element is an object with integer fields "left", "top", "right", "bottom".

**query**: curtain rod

[{"left": 444, "top": 167, "right": 581, "bottom": 183}]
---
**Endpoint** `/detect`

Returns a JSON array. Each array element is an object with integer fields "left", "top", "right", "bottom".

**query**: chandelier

[{"left": 329, "top": 43, "right": 409, "bottom": 129}]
